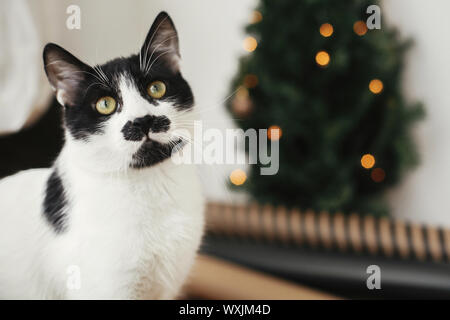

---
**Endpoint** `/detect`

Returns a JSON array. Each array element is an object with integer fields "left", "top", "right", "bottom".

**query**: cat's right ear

[
  {"left": 43, "top": 43, "right": 90, "bottom": 107},
  {"left": 140, "top": 12, "right": 180, "bottom": 73}
]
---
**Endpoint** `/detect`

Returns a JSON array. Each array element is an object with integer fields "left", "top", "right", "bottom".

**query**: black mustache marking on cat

[
  {"left": 43, "top": 170, "right": 68, "bottom": 233},
  {"left": 121, "top": 115, "right": 171, "bottom": 142},
  {"left": 131, "top": 138, "right": 186, "bottom": 169}
]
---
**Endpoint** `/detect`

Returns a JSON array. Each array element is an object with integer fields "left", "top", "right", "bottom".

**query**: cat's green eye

[
  {"left": 95, "top": 96, "right": 116, "bottom": 115},
  {"left": 147, "top": 81, "right": 166, "bottom": 99}
]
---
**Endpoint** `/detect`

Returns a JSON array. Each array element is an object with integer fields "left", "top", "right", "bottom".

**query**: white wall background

[
  {"left": 383, "top": 0, "right": 450, "bottom": 227},
  {"left": 3, "top": 0, "right": 450, "bottom": 226}
]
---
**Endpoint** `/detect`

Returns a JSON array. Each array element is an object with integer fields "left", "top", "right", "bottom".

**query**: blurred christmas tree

[{"left": 229, "top": 0, "right": 424, "bottom": 216}]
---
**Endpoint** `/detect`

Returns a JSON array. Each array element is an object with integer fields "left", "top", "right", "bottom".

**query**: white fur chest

[{"left": 51, "top": 159, "right": 204, "bottom": 299}]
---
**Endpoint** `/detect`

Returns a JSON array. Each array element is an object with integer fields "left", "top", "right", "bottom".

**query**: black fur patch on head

[
  {"left": 43, "top": 169, "right": 68, "bottom": 233},
  {"left": 43, "top": 43, "right": 116, "bottom": 141}
]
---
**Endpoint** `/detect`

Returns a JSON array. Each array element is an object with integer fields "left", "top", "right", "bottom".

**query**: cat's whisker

[
  {"left": 173, "top": 132, "right": 194, "bottom": 141},
  {"left": 72, "top": 70, "right": 107, "bottom": 85},
  {"left": 168, "top": 86, "right": 243, "bottom": 122},
  {"left": 45, "top": 60, "right": 108, "bottom": 87},
  {"left": 145, "top": 35, "right": 178, "bottom": 74},
  {"left": 82, "top": 82, "right": 109, "bottom": 99},
  {"left": 171, "top": 133, "right": 202, "bottom": 151},
  {"left": 98, "top": 68, "right": 109, "bottom": 84},
  {"left": 173, "top": 117, "right": 245, "bottom": 124},
  {"left": 145, "top": 47, "right": 176, "bottom": 75},
  {"left": 144, "top": 33, "right": 177, "bottom": 73},
  {"left": 93, "top": 66, "right": 104, "bottom": 82},
  {"left": 141, "top": 14, "right": 170, "bottom": 73},
  {"left": 193, "top": 87, "right": 242, "bottom": 112},
  {"left": 93, "top": 65, "right": 110, "bottom": 85}
]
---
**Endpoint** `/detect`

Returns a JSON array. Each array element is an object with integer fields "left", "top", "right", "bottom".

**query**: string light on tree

[
  {"left": 236, "top": 86, "right": 249, "bottom": 99},
  {"left": 251, "top": 10, "right": 263, "bottom": 24},
  {"left": 232, "top": 86, "right": 253, "bottom": 117},
  {"left": 243, "top": 74, "right": 259, "bottom": 88},
  {"left": 361, "top": 154, "right": 375, "bottom": 169},
  {"left": 353, "top": 21, "right": 368, "bottom": 36},
  {"left": 315, "top": 50, "right": 330, "bottom": 67},
  {"left": 268, "top": 125, "right": 282, "bottom": 141},
  {"left": 230, "top": 169, "right": 247, "bottom": 186},
  {"left": 369, "top": 79, "right": 383, "bottom": 94},
  {"left": 319, "top": 23, "right": 334, "bottom": 37},
  {"left": 371, "top": 168, "right": 386, "bottom": 182},
  {"left": 243, "top": 36, "right": 258, "bottom": 52}
]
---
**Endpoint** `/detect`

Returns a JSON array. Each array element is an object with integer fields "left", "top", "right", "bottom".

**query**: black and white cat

[{"left": 0, "top": 12, "right": 204, "bottom": 299}]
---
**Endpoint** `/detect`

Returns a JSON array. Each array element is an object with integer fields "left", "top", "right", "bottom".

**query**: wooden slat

[
  {"left": 275, "top": 206, "right": 289, "bottom": 243},
  {"left": 411, "top": 223, "right": 426, "bottom": 261},
  {"left": 333, "top": 212, "right": 348, "bottom": 251},
  {"left": 304, "top": 210, "right": 318, "bottom": 248},
  {"left": 290, "top": 208, "right": 303, "bottom": 245},
  {"left": 426, "top": 226, "right": 442, "bottom": 262},
  {"left": 364, "top": 215, "right": 378, "bottom": 255},
  {"left": 204, "top": 202, "right": 450, "bottom": 263},
  {"left": 379, "top": 217, "right": 394, "bottom": 257},
  {"left": 319, "top": 211, "right": 332, "bottom": 249}
]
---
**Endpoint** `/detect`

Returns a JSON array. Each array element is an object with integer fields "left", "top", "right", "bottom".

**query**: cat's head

[{"left": 43, "top": 12, "right": 194, "bottom": 172}]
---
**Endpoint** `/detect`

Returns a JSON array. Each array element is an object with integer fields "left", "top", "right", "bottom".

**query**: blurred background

[{"left": 1, "top": 0, "right": 450, "bottom": 299}]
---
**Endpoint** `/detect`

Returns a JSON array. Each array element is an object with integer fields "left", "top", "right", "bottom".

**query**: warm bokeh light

[
  {"left": 251, "top": 10, "right": 263, "bottom": 24},
  {"left": 315, "top": 51, "right": 330, "bottom": 67},
  {"left": 371, "top": 168, "right": 386, "bottom": 182},
  {"left": 268, "top": 125, "right": 282, "bottom": 141},
  {"left": 353, "top": 21, "right": 368, "bottom": 36},
  {"left": 319, "top": 23, "right": 334, "bottom": 37},
  {"left": 243, "top": 36, "right": 258, "bottom": 52},
  {"left": 361, "top": 154, "right": 375, "bottom": 169},
  {"left": 232, "top": 87, "right": 253, "bottom": 117},
  {"left": 243, "top": 74, "right": 259, "bottom": 88},
  {"left": 236, "top": 86, "right": 249, "bottom": 99},
  {"left": 369, "top": 79, "right": 384, "bottom": 94},
  {"left": 230, "top": 169, "right": 247, "bottom": 186}
]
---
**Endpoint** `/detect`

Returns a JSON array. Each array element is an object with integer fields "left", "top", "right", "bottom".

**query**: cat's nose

[
  {"left": 122, "top": 115, "right": 171, "bottom": 141},
  {"left": 133, "top": 115, "right": 153, "bottom": 135}
]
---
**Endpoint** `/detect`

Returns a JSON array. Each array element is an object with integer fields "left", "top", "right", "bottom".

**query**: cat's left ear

[
  {"left": 43, "top": 43, "right": 91, "bottom": 107},
  {"left": 140, "top": 12, "right": 180, "bottom": 72}
]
